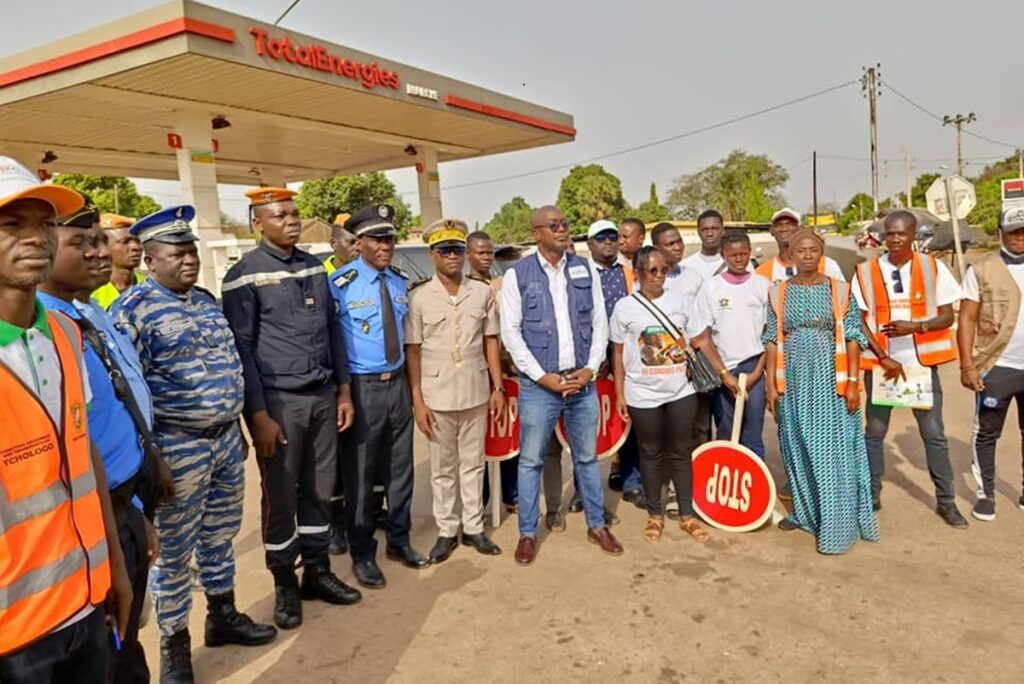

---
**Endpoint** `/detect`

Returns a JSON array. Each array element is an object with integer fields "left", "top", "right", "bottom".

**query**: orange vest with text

[
  {"left": 855, "top": 253, "right": 958, "bottom": 369},
  {"left": 0, "top": 311, "right": 111, "bottom": 656},
  {"left": 768, "top": 278, "right": 852, "bottom": 396}
]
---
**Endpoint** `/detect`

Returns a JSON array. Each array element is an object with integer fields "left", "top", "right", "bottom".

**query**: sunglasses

[
  {"left": 592, "top": 232, "right": 619, "bottom": 244},
  {"left": 891, "top": 269, "right": 903, "bottom": 294},
  {"left": 534, "top": 219, "right": 571, "bottom": 232},
  {"left": 435, "top": 245, "right": 466, "bottom": 257},
  {"left": 785, "top": 266, "right": 796, "bottom": 277},
  {"left": 645, "top": 266, "right": 671, "bottom": 276}
]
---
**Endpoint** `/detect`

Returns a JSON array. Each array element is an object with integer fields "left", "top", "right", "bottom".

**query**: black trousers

[
  {"left": 0, "top": 607, "right": 108, "bottom": 683},
  {"left": 344, "top": 374, "right": 414, "bottom": 563},
  {"left": 628, "top": 395, "right": 699, "bottom": 517},
  {"left": 111, "top": 506, "right": 150, "bottom": 684},
  {"left": 972, "top": 365, "right": 1024, "bottom": 498},
  {"left": 258, "top": 388, "right": 337, "bottom": 570}
]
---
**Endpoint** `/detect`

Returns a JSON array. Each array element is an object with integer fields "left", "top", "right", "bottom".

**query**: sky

[{"left": 4, "top": 0, "right": 1023, "bottom": 225}]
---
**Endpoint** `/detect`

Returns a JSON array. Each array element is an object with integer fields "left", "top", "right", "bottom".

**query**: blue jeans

[
  {"left": 518, "top": 377, "right": 605, "bottom": 536},
  {"left": 710, "top": 355, "right": 766, "bottom": 458}
]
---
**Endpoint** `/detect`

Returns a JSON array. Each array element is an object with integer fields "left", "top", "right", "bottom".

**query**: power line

[{"left": 273, "top": 0, "right": 303, "bottom": 26}]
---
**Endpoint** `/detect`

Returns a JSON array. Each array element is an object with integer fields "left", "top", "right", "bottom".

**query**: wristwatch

[{"left": 920, "top": 321, "right": 930, "bottom": 334}]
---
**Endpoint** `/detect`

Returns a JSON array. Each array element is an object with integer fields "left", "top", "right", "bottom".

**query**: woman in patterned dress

[{"left": 763, "top": 230, "right": 879, "bottom": 554}]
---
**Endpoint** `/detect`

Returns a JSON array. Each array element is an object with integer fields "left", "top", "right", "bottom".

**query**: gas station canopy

[{"left": 0, "top": 0, "right": 575, "bottom": 184}]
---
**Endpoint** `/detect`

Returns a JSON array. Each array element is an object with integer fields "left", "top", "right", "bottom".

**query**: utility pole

[
  {"left": 943, "top": 112, "right": 976, "bottom": 177},
  {"left": 861, "top": 65, "right": 881, "bottom": 215},
  {"left": 904, "top": 149, "right": 913, "bottom": 208},
  {"left": 812, "top": 150, "right": 818, "bottom": 227},
  {"left": 1018, "top": 148, "right": 1023, "bottom": 179}
]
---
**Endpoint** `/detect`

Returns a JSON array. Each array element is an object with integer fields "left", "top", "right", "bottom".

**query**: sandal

[
  {"left": 679, "top": 516, "right": 710, "bottom": 543},
  {"left": 643, "top": 516, "right": 664, "bottom": 543}
]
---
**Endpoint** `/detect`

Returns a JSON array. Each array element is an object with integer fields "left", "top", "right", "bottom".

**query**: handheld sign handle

[{"left": 730, "top": 373, "right": 748, "bottom": 444}]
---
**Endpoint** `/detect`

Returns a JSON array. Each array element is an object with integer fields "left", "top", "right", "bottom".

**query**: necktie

[{"left": 379, "top": 274, "right": 401, "bottom": 364}]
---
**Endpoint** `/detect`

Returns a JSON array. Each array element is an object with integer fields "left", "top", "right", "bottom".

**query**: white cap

[
  {"left": 770, "top": 207, "right": 801, "bottom": 224},
  {"left": 1001, "top": 205, "right": 1024, "bottom": 231},
  {"left": 587, "top": 219, "right": 618, "bottom": 239},
  {"left": 0, "top": 157, "right": 83, "bottom": 217}
]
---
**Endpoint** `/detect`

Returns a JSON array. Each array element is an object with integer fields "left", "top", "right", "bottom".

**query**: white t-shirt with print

[
  {"left": 851, "top": 254, "right": 961, "bottom": 367},
  {"left": 681, "top": 251, "right": 725, "bottom": 281},
  {"left": 962, "top": 262, "right": 1024, "bottom": 370},
  {"left": 609, "top": 293, "right": 708, "bottom": 409},
  {"left": 696, "top": 273, "right": 770, "bottom": 370}
]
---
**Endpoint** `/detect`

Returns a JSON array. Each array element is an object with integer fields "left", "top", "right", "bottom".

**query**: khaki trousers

[{"left": 428, "top": 403, "right": 489, "bottom": 536}]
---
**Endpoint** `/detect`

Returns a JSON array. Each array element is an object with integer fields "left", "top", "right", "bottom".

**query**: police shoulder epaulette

[
  {"left": 408, "top": 277, "right": 431, "bottom": 292},
  {"left": 332, "top": 269, "right": 358, "bottom": 287},
  {"left": 389, "top": 265, "right": 409, "bottom": 280},
  {"left": 466, "top": 272, "right": 490, "bottom": 284}
]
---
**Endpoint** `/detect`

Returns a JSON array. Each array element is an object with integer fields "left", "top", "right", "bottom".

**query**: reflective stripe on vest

[
  {"left": 857, "top": 253, "right": 957, "bottom": 368},
  {"left": 768, "top": 278, "right": 850, "bottom": 396},
  {"left": 0, "top": 310, "right": 112, "bottom": 656}
]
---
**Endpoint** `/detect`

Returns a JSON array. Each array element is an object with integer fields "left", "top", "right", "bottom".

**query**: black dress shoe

[
  {"left": 777, "top": 517, "right": 800, "bottom": 531},
  {"left": 622, "top": 488, "right": 647, "bottom": 510},
  {"left": 937, "top": 503, "right": 969, "bottom": 529},
  {"left": 328, "top": 525, "right": 348, "bottom": 556},
  {"left": 567, "top": 493, "right": 583, "bottom": 513},
  {"left": 872, "top": 494, "right": 882, "bottom": 512},
  {"left": 429, "top": 536, "right": 458, "bottom": 564},
  {"left": 273, "top": 583, "right": 302, "bottom": 630},
  {"left": 301, "top": 562, "right": 362, "bottom": 605},
  {"left": 385, "top": 544, "right": 430, "bottom": 569},
  {"left": 353, "top": 560, "right": 387, "bottom": 589},
  {"left": 462, "top": 532, "right": 502, "bottom": 556},
  {"left": 205, "top": 590, "right": 277, "bottom": 647}
]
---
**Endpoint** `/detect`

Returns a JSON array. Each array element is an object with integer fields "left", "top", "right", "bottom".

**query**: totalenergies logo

[{"left": 249, "top": 28, "right": 400, "bottom": 91}]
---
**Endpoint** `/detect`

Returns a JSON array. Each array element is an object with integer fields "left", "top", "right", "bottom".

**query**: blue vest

[{"left": 513, "top": 253, "right": 594, "bottom": 373}]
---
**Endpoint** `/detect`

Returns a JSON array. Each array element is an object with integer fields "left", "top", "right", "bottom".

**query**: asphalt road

[{"left": 136, "top": 360, "right": 1024, "bottom": 683}]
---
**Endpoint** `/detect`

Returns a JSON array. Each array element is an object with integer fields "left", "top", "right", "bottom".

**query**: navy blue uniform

[{"left": 222, "top": 241, "right": 350, "bottom": 570}]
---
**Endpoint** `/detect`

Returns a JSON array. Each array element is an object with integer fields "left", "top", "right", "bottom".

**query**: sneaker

[
  {"left": 972, "top": 497, "right": 996, "bottom": 522},
  {"left": 936, "top": 503, "right": 968, "bottom": 529},
  {"left": 567, "top": 492, "right": 583, "bottom": 514}
]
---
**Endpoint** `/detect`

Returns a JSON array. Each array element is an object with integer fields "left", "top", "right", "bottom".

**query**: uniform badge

[
  {"left": 174, "top": 206, "right": 184, "bottom": 219},
  {"left": 71, "top": 403, "right": 83, "bottom": 430},
  {"left": 361, "top": 320, "right": 371, "bottom": 334},
  {"left": 378, "top": 205, "right": 389, "bottom": 218}
]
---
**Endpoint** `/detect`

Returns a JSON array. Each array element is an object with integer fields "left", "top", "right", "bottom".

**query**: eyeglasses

[
  {"left": 435, "top": 245, "right": 466, "bottom": 257},
  {"left": 645, "top": 267, "right": 671, "bottom": 276},
  {"left": 592, "top": 233, "right": 619, "bottom": 244},
  {"left": 785, "top": 266, "right": 795, "bottom": 277},
  {"left": 534, "top": 219, "right": 571, "bottom": 232},
  {"left": 891, "top": 269, "right": 903, "bottom": 294}
]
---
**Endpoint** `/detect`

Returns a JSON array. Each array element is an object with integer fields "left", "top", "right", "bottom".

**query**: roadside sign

[
  {"left": 1002, "top": 178, "right": 1024, "bottom": 204},
  {"left": 555, "top": 376, "right": 630, "bottom": 460},
  {"left": 926, "top": 175, "right": 976, "bottom": 221},
  {"left": 485, "top": 377, "right": 520, "bottom": 460}
]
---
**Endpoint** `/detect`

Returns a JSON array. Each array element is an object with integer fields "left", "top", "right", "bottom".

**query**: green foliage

[
  {"left": 295, "top": 172, "right": 412, "bottom": 240},
  {"left": 967, "top": 171, "right": 1017, "bottom": 235},
  {"left": 556, "top": 164, "right": 628, "bottom": 234},
  {"left": 665, "top": 150, "right": 788, "bottom": 221},
  {"left": 973, "top": 155, "right": 1020, "bottom": 183},
  {"left": 482, "top": 197, "right": 534, "bottom": 244},
  {"left": 52, "top": 174, "right": 160, "bottom": 218},
  {"left": 633, "top": 182, "right": 671, "bottom": 224},
  {"left": 910, "top": 173, "right": 940, "bottom": 208},
  {"left": 838, "top": 192, "right": 875, "bottom": 233}
]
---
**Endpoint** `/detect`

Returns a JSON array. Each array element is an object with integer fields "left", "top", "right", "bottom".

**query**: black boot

[
  {"left": 160, "top": 628, "right": 194, "bottom": 684},
  {"left": 272, "top": 568, "right": 302, "bottom": 630},
  {"left": 205, "top": 590, "right": 278, "bottom": 647},
  {"left": 329, "top": 500, "right": 348, "bottom": 555},
  {"left": 301, "top": 561, "right": 362, "bottom": 605}
]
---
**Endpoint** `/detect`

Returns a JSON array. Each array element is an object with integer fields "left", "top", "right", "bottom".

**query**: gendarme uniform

[
  {"left": 113, "top": 206, "right": 275, "bottom": 676},
  {"left": 330, "top": 204, "right": 426, "bottom": 583},
  {"left": 406, "top": 220, "right": 502, "bottom": 562}
]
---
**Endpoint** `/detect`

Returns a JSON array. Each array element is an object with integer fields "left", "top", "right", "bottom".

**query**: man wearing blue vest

[{"left": 500, "top": 206, "right": 624, "bottom": 565}]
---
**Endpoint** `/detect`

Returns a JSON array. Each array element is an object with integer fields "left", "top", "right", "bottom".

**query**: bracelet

[
  {"left": 848, "top": 377, "right": 860, "bottom": 384},
  {"left": 960, "top": 366, "right": 976, "bottom": 372},
  {"left": 718, "top": 368, "right": 729, "bottom": 377}
]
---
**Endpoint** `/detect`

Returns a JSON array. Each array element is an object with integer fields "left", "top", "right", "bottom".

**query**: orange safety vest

[
  {"left": 0, "top": 311, "right": 111, "bottom": 656},
  {"left": 756, "top": 256, "right": 826, "bottom": 281},
  {"left": 768, "top": 278, "right": 852, "bottom": 396},
  {"left": 855, "top": 253, "right": 958, "bottom": 369}
]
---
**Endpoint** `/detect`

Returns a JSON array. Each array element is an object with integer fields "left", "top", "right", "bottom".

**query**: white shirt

[
  {"left": 763, "top": 255, "right": 845, "bottom": 286},
  {"left": 696, "top": 273, "right": 770, "bottom": 370},
  {"left": 962, "top": 262, "right": 1024, "bottom": 370},
  {"left": 663, "top": 263, "right": 705, "bottom": 311},
  {"left": 852, "top": 254, "right": 961, "bottom": 367},
  {"left": 681, "top": 251, "right": 725, "bottom": 281},
  {"left": 610, "top": 293, "right": 707, "bottom": 408},
  {"left": 500, "top": 253, "right": 608, "bottom": 382}
]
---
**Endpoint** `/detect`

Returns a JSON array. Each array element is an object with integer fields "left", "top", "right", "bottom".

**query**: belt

[
  {"left": 352, "top": 369, "right": 404, "bottom": 382},
  {"left": 155, "top": 421, "right": 236, "bottom": 440}
]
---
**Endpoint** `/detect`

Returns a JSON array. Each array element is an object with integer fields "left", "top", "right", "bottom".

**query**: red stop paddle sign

[
  {"left": 485, "top": 377, "right": 520, "bottom": 461},
  {"left": 690, "top": 373, "right": 776, "bottom": 532},
  {"left": 555, "top": 376, "right": 630, "bottom": 460}
]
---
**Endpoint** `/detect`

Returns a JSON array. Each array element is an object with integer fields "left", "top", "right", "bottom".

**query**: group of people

[{"left": 4, "top": 149, "right": 1024, "bottom": 683}]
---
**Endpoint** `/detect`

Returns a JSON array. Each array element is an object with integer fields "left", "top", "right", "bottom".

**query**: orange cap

[
  {"left": 333, "top": 212, "right": 351, "bottom": 226},
  {"left": 99, "top": 213, "right": 134, "bottom": 229},
  {"left": 245, "top": 186, "right": 297, "bottom": 207}
]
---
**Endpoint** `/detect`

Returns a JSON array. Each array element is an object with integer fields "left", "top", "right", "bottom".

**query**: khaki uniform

[{"left": 405, "top": 275, "right": 499, "bottom": 536}]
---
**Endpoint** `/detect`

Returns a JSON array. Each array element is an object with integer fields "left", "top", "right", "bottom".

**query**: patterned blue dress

[{"left": 763, "top": 281, "right": 880, "bottom": 554}]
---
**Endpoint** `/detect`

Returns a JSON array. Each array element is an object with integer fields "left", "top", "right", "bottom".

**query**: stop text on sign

[
  {"left": 706, "top": 463, "right": 752, "bottom": 513},
  {"left": 488, "top": 395, "right": 519, "bottom": 440},
  {"left": 249, "top": 28, "right": 400, "bottom": 91},
  {"left": 690, "top": 442, "right": 776, "bottom": 532}
]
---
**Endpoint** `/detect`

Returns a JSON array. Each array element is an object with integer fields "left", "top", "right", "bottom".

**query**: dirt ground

[{"left": 138, "top": 363, "right": 1024, "bottom": 683}]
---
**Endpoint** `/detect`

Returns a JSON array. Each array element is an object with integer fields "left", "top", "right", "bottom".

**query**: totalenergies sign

[{"left": 249, "top": 28, "right": 399, "bottom": 91}]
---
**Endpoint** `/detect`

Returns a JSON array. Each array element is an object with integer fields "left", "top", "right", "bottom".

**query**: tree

[
  {"left": 556, "top": 164, "right": 628, "bottom": 234},
  {"left": 52, "top": 174, "right": 160, "bottom": 217},
  {"left": 295, "top": 172, "right": 412, "bottom": 239},
  {"left": 910, "top": 172, "right": 940, "bottom": 208},
  {"left": 482, "top": 197, "right": 534, "bottom": 244},
  {"left": 967, "top": 171, "right": 1016, "bottom": 235},
  {"left": 633, "top": 183, "right": 671, "bottom": 224},
  {"left": 838, "top": 192, "right": 875, "bottom": 233},
  {"left": 665, "top": 150, "right": 788, "bottom": 221}
]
